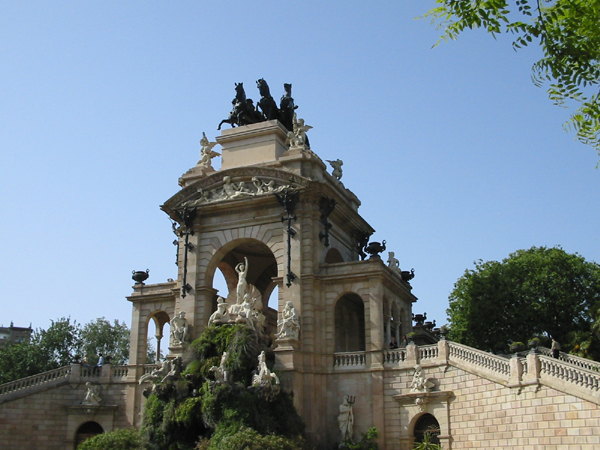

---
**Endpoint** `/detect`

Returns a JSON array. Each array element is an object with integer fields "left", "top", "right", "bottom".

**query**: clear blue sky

[{"left": 1, "top": 2, "right": 598, "bottom": 332}]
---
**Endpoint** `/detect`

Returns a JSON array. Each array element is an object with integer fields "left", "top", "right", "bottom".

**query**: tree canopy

[
  {"left": 424, "top": 0, "right": 600, "bottom": 161},
  {"left": 446, "top": 246, "right": 600, "bottom": 357},
  {"left": 0, "top": 317, "right": 132, "bottom": 384}
]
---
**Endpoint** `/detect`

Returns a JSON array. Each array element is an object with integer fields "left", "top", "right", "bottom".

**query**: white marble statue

[
  {"left": 410, "top": 364, "right": 435, "bottom": 393},
  {"left": 161, "top": 356, "right": 183, "bottom": 384},
  {"left": 338, "top": 396, "right": 354, "bottom": 444},
  {"left": 235, "top": 257, "right": 249, "bottom": 304},
  {"left": 286, "top": 113, "right": 312, "bottom": 148},
  {"left": 387, "top": 251, "right": 401, "bottom": 273},
  {"left": 209, "top": 351, "right": 229, "bottom": 383},
  {"left": 139, "top": 360, "right": 170, "bottom": 385},
  {"left": 220, "top": 176, "right": 253, "bottom": 200},
  {"left": 170, "top": 311, "right": 190, "bottom": 345},
  {"left": 208, "top": 296, "right": 231, "bottom": 326},
  {"left": 251, "top": 351, "right": 280, "bottom": 387},
  {"left": 82, "top": 382, "right": 102, "bottom": 406},
  {"left": 276, "top": 301, "right": 300, "bottom": 340},
  {"left": 327, "top": 159, "right": 343, "bottom": 181},
  {"left": 197, "top": 132, "right": 220, "bottom": 168},
  {"left": 252, "top": 176, "right": 276, "bottom": 194}
]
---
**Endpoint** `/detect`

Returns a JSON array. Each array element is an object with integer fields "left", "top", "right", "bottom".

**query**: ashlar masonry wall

[
  {"left": 384, "top": 359, "right": 600, "bottom": 450},
  {"left": 0, "top": 366, "right": 130, "bottom": 450}
]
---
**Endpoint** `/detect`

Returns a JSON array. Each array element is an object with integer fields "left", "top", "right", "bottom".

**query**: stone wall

[
  {"left": 382, "top": 349, "right": 600, "bottom": 450},
  {"left": 0, "top": 366, "right": 130, "bottom": 450}
]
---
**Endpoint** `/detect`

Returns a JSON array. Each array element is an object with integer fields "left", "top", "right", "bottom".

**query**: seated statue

[
  {"left": 276, "top": 301, "right": 300, "bottom": 340},
  {"left": 170, "top": 311, "right": 189, "bottom": 345}
]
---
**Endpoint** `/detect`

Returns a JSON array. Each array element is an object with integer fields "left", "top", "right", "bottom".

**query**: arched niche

[
  {"left": 145, "top": 311, "right": 170, "bottom": 363},
  {"left": 325, "top": 248, "right": 344, "bottom": 264},
  {"left": 334, "top": 293, "right": 366, "bottom": 352},
  {"left": 74, "top": 421, "right": 103, "bottom": 449}
]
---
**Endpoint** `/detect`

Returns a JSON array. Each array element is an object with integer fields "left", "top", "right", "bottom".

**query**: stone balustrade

[
  {"left": 333, "top": 351, "right": 367, "bottom": 368},
  {"left": 447, "top": 341, "right": 511, "bottom": 377},
  {"left": 0, "top": 363, "right": 158, "bottom": 403},
  {"left": 540, "top": 355, "right": 600, "bottom": 391},
  {"left": 0, "top": 365, "right": 73, "bottom": 397},
  {"left": 418, "top": 344, "right": 439, "bottom": 360},
  {"left": 383, "top": 349, "right": 407, "bottom": 364},
  {"left": 538, "top": 346, "right": 600, "bottom": 372}
]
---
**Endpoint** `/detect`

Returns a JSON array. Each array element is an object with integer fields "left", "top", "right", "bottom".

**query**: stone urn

[
  {"left": 132, "top": 269, "right": 149, "bottom": 284},
  {"left": 365, "top": 240, "right": 386, "bottom": 259}
]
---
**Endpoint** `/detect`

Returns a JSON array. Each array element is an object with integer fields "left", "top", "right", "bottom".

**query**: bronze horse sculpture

[
  {"left": 217, "top": 83, "right": 263, "bottom": 130},
  {"left": 217, "top": 80, "right": 297, "bottom": 131}
]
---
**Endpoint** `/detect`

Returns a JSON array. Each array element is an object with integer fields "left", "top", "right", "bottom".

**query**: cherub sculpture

[
  {"left": 286, "top": 113, "right": 312, "bottom": 148},
  {"left": 197, "top": 132, "right": 220, "bottom": 168}
]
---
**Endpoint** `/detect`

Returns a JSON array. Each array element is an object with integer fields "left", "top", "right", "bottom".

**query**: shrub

[{"left": 77, "top": 428, "right": 142, "bottom": 450}]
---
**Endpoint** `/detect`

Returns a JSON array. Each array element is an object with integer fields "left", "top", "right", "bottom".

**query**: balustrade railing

[
  {"left": 112, "top": 366, "right": 129, "bottom": 378},
  {"left": 384, "top": 349, "right": 407, "bottom": 364},
  {"left": 540, "top": 356, "right": 600, "bottom": 392},
  {"left": 448, "top": 342, "right": 510, "bottom": 377},
  {"left": 334, "top": 352, "right": 366, "bottom": 368},
  {"left": 538, "top": 347, "right": 600, "bottom": 372},
  {"left": 418, "top": 344, "right": 439, "bottom": 360},
  {"left": 0, "top": 365, "right": 72, "bottom": 396}
]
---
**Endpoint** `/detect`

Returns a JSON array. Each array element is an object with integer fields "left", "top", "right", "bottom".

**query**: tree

[
  {"left": 80, "top": 317, "right": 130, "bottom": 365},
  {"left": 447, "top": 246, "right": 600, "bottom": 356},
  {"left": 424, "top": 0, "right": 600, "bottom": 161},
  {"left": 0, "top": 317, "right": 133, "bottom": 385},
  {"left": 0, "top": 317, "right": 82, "bottom": 384}
]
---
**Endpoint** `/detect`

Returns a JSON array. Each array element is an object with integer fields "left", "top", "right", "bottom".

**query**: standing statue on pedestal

[
  {"left": 197, "top": 132, "right": 220, "bottom": 169},
  {"left": 279, "top": 83, "right": 297, "bottom": 132},
  {"left": 170, "top": 311, "right": 190, "bottom": 345},
  {"left": 276, "top": 301, "right": 300, "bottom": 340},
  {"left": 338, "top": 396, "right": 355, "bottom": 445}
]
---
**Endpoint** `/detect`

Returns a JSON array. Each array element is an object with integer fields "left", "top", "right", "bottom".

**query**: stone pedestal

[{"left": 217, "top": 120, "right": 289, "bottom": 169}]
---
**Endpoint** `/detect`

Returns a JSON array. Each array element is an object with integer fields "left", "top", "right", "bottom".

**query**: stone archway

[
  {"left": 74, "top": 421, "right": 103, "bottom": 449},
  {"left": 206, "top": 238, "right": 280, "bottom": 336},
  {"left": 414, "top": 413, "right": 441, "bottom": 444}
]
